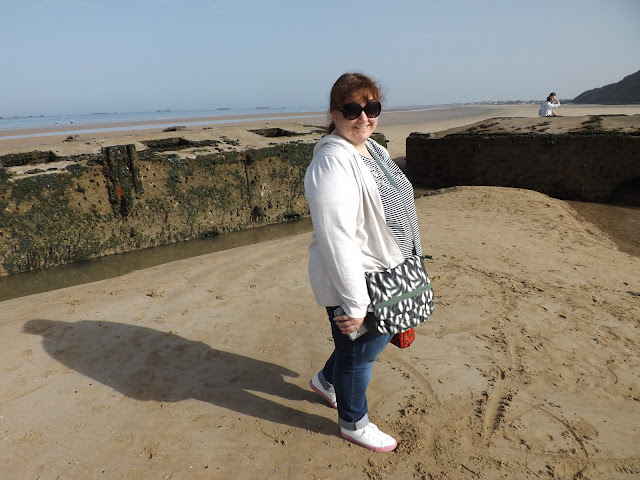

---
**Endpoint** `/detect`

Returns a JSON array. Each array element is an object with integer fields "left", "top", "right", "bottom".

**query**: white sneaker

[
  {"left": 340, "top": 423, "right": 397, "bottom": 452},
  {"left": 309, "top": 373, "right": 337, "bottom": 409}
]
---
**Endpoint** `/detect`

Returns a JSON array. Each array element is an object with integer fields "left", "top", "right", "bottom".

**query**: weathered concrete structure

[
  {"left": 0, "top": 130, "right": 387, "bottom": 276},
  {"left": 406, "top": 115, "right": 640, "bottom": 204},
  {"left": 0, "top": 134, "right": 317, "bottom": 276}
]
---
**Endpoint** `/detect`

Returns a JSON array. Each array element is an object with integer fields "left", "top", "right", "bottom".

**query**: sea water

[
  {"left": 0, "top": 105, "right": 452, "bottom": 140},
  {"left": 0, "top": 107, "right": 326, "bottom": 140},
  {"left": 0, "top": 107, "right": 316, "bottom": 130}
]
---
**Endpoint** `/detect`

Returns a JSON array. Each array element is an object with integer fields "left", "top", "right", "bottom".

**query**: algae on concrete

[
  {"left": 0, "top": 131, "right": 387, "bottom": 276},
  {"left": 0, "top": 136, "right": 341, "bottom": 276}
]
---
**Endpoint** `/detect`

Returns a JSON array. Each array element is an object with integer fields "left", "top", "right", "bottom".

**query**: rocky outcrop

[{"left": 406, "top": 115, "right": 640, "bottom": 204}]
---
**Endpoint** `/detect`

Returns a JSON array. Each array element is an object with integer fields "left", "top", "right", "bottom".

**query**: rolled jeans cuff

[{"left": 339, "top": 413, "right": 369, "bottom": 431}]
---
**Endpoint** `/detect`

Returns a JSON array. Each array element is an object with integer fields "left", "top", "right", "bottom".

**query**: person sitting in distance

[{"left": 539, "top": 92, "right": 561, "bottom": 117}]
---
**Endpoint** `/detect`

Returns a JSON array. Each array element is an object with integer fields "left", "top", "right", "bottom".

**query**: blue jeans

[{"left": 320, "top": 307, "right": 392, "bottom": 430}]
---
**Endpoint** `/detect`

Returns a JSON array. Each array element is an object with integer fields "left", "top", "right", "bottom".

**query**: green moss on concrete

[
  {"left": 370, "top": 132, "right": 388, "bottom": 148},
  {"left": 249, "top": 128, "right": 301, "bottom": 138},
  {"left": 165, "top": 155, "right": 195, "bottom": 196},
  {"left": 0, "top": 139, "right": 319, "bottom": 276},
  {"left": 582, "top": 115, "right": 604, "bottom": 130},
  {"left": 0, "top": 166, "right": 10, "bottom": 182},
  {"left": 0, "top": 194, "right": 108, "bottom": 274},
  {"left": 242, "top": 143, "right": 314, "bottom": 226},
  {"left": 141, "top": 137, "right": 224, "bottom": 152},
  {"left": 1, "top": 150, "right": 58, "bottom": 168},
  {"left": 66, "top": 163, "right": 89, "bottom": 178},
  {"left": 10, "top": 173, "right": 74, "bottom": 204}
]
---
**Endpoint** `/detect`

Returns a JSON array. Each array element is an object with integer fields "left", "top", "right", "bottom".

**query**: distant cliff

[{"left": 572, "top": 69, "right": 640, "bottom": 104}]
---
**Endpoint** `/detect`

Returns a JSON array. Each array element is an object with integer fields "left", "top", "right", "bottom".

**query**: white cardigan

[{"left": 304, "top": 133, "right": 405, "bottom": 318}]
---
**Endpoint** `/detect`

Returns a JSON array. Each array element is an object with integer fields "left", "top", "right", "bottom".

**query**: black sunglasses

[{"left": 337, "top": 102, "right": 382, "bottom": 120}]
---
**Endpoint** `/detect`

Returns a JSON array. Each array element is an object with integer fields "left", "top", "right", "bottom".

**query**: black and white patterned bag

[
  {"left": 364, "top": 143, "right": 435, "bottom": 335},
  {"left": 365, "top": 254, "right": 434, "bottom": 335}
]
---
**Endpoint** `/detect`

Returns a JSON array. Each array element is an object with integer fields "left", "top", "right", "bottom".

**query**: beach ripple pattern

[{"left": 366, "top": 255, "right": 434, "bottom": 335}]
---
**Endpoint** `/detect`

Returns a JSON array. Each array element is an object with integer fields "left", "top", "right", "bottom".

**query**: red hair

[{"left": 328, "top": 73, "right": 383, "bottom": 133}]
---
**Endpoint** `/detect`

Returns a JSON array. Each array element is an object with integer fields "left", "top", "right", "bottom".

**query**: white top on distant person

[{"left": 539, "top": 92, "right": 561, "bottom": 117}]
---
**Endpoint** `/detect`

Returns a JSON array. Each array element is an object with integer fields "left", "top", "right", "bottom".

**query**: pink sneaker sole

[
  {"left": 309, "top": 379, "right": 337, "bottom": 409},
  {"left": 340, "top": 431, "right": 398, "bottom": 453}
]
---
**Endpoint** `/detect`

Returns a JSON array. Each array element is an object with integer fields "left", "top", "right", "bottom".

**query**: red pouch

[{"left": 390, "top": 328, "right": 415, "bottom": 349}]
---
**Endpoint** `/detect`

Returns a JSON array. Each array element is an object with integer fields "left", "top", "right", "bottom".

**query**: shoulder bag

[{"left": 364, "top": 145, "right": 435, "bottom": 338}]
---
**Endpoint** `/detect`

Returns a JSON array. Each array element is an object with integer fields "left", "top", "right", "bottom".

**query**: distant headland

[{"left": 572, "top": 69, "right": 640, "bottom": 104}]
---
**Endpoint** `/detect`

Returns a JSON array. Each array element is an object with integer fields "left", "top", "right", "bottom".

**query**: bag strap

[{"left": 366, "top": 141, "right": 420, "bottom": 253}]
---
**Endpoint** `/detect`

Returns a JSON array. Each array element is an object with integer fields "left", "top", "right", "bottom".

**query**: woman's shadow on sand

[{"left": 24, "top": 319, "right": 335, "bottom": 434}]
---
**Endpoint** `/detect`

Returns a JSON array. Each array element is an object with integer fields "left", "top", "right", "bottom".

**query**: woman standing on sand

[{"left": 304, "top": 73, "right": 422, "bottom": 452}]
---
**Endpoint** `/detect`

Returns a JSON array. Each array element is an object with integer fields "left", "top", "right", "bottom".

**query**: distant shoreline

[
  {"left": 0, "top": 112, "right": 328, "bottom": 141},
  {"left": 0, "top": 105, "right": 451, "bottom": 133},
  {"left": 2, "top": 104, "right": 640, "bottom": 157}
]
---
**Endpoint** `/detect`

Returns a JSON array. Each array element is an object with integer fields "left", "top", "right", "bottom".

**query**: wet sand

[{"left": 1, "top": 105, "right": 639, "bottom": 479}]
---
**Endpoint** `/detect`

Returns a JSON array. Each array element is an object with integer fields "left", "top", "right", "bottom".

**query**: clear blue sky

[{"left": 2, "top": 0, "right": 639, "bottom": 116}]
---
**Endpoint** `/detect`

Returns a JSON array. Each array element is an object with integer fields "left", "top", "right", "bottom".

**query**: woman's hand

[{"left": 333, "top": 312, "right": 365, "bottom": 335}]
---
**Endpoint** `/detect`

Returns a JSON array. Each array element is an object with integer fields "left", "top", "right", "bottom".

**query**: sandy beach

[
  {"left": 1, "top": 105, "right": 640, "bottom": 479},
  {"left": 3, "top": 103, "right": 640, "bottom": 159}
]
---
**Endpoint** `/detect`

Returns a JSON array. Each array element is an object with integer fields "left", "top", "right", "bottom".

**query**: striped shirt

[{"left": 361, "top": 140, "right": 423, "bottom": 259}]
